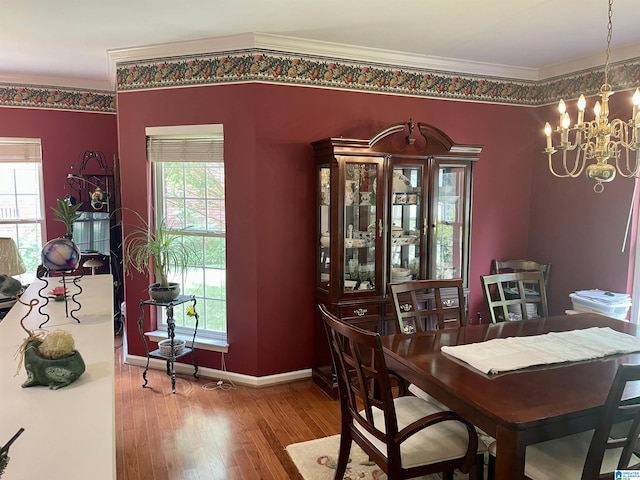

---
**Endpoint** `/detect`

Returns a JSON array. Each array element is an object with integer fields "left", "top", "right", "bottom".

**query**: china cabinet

[{"left": 313, "top": 120, "right": 482, "bottom": 396}]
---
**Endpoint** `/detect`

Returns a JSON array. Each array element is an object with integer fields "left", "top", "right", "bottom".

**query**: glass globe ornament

[{"left": 41, "top": 238, "right": 81, "bottom": 272}]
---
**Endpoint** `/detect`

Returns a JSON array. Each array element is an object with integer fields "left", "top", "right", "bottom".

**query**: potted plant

[
  {"left": 51, "top": 197, "right": 83, "bottom": 239},
  {"left": 122, "top": 211, "right": 195, "bottom": 303}
]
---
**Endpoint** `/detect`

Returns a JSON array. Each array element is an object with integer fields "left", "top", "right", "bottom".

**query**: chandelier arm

[
  {"left": 547, "top": 149, "right": 585, "bottom": 178},
  {"left": 548, "top": 154, "right": 572, "bottom": 178},
  {"left": 614, "top": 149, "right": 640, "bottom": 178},
  {"left": 562, "top": 147, "right": 586, "bottom": 177}
]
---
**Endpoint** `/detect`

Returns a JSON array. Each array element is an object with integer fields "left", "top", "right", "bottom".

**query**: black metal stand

[
  {"left": 36, "top": 268, "right": 84, "bottom": 328},
  {"left": 137, "top": 295, "right": 199, "bottom": 394}
]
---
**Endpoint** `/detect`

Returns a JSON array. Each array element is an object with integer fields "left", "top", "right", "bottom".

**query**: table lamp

[
  {"left": 0, "top": 238, "right": 26, "bottom": 277},
  {"left": 0, "top": 238, "right": 26, "bottom": 297}
]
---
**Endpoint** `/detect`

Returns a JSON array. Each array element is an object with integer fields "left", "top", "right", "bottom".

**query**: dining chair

[
  {"left": 490, "top": 258, "right": 551, "bottom": 286},
  {"left": 481, "top": 271, "right": 548, "bottom": 323},
  {"left": 389, "top": 278, "right": 467, "bottom": 405},
  {"left": 388, "top": 279, "right": 467, "bottom": 334},
  {"left": 522, "top": 362, "right": 640, "bottom": 479},
  {"left": 318, "top": 303, "right": 485, "bottom": 480}
]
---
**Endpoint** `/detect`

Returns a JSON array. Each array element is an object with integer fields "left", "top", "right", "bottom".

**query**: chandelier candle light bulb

[
  {"left": 633, "top": 89, "right": 640, "bottom": 119},
  {"left": 577, "top": 95, "right": 586, "bottom": 125}
]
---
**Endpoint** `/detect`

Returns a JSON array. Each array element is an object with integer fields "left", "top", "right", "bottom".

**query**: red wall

[
  {"left": 117, "top": 83, "right": 538, "bottom": 377},
  {"left": 0, "top": 84, "right": 633, "bottom": 376},
  {"left": 0, "top": 107, "right": 118, "bottom": 239},
  {"left": 4, "top": 84, "right": 635, "bottom": 380}
]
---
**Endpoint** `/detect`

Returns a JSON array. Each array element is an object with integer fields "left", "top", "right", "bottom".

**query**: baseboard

[{"left": 124, "top": 353, "right": 312, "bottom": 387}]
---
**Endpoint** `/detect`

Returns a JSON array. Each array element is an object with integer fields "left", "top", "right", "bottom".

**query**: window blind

[
  {"left": 147, "top": 136, "right": 223, "bottom": 163},
  {"left": 0, "top": 138, "right": 42, "bottom": 162}
]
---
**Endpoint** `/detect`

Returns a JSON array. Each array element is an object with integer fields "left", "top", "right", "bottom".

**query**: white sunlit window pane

[{"left": 185, "top": 198, "right": 206, "bottom": 230}]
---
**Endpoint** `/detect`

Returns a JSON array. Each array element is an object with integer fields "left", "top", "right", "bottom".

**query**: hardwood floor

[{"left": 114, "top": 335, "right": 342, "bottom": 480}]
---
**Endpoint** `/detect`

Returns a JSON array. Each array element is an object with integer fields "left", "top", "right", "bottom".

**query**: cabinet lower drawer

[
  {"left": 339, "top": 304, "right": 381, "bottom": 320},
  {"left": 338, "top": 304, "right": 384, "bottom": 333},
  {"left": 345, "top": 317, "right": 383, "bottom": 333}
]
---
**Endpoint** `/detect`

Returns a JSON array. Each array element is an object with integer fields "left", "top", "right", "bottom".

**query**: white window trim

[
  {"left": 145, "top": 124, "right": 227, "bottom": 341},
  {"left": 144, "top": 330, "right": 229, "bottom": 353},
  {"left": 0, "top": 138, "right": 46, "bottom": 283}
]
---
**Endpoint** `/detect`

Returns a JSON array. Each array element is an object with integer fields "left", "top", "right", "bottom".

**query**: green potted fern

[
  {"left": 122, "top": 211, "right": 195, "bottom": 303},
  {"left": 51, "top": 198, "right": 83, "bottom": 239}
]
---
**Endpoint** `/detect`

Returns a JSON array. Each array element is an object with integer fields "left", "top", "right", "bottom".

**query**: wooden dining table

[{"left": 380, "top": 312, "right": 640, "bottom": 480}]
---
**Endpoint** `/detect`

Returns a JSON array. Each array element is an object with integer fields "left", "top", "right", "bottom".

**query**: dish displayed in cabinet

[
  {"left": 391, "top": 236, "right": 418, "bottom": 246},
  {"left": 345, "top": 238, "right": 367, "bottom": 248},
  {"left": 391, "top": 267, "right": 413, "bottom": 282},
  {"left": 346, "top": 225, "right": 373, "bottom": 248},
  {"left": 391, "top": 225, "right": 403, "bottom": 237},
  {"left": 320, "top": 232, "right": 330, "bottom": 247},
  {"left": 344, "top": 279, "right": 357, "bottom": 290},
  {"left": 391, "top": 274, "right": 413, "bottom": 282},
  {"left": 392, "top": 171, "right": 411, "bottom": 192},
  {"left": 393, "top": 193, "right": 418, "bottom": 204}
]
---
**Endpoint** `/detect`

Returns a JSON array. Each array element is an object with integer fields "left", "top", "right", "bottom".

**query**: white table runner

[{"left": 441, "top": 327, "right": 640, "bottom": 374}]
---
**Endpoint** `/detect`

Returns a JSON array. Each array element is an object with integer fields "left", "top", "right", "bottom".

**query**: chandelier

[{"left": 544, "top": 0, "right": 640, "bottom": 193}]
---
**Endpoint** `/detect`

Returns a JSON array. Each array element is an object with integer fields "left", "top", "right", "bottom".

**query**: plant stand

[
  {"left": 36, "top": 269, "right": 84, "bottom": 328},
  {"left": 137, "top": 295, "right": 199, "bottom": 393}
]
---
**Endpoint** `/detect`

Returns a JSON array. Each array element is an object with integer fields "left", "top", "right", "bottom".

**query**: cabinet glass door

[
  {"left": 344, "top": 162, "right": 378, "bottom": 293},
  {"left": 432, "top": 163, "right": 468, "bottom": 280},
  {"left": 389, "top": 164, "right": 423, "bottom": 283},
  {"left": 318, "top": 166, "right": 330, "bottom": 288}
]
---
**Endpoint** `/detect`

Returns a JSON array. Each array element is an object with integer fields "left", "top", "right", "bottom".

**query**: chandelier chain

[{"left": 605, "top": 0, "right": 613, "bottom": 86}]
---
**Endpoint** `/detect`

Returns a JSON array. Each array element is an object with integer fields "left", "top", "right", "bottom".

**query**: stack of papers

[{"left": 574, "top": 289, "right": 631, "bottom": 305}]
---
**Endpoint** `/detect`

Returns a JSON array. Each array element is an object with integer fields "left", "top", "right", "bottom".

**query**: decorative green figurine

[
  {"left": 21, "top": 339, "right": 85, "bottom": 390},
  {"left": 12, "top": 290, "right": 86, "bottom": 390}
]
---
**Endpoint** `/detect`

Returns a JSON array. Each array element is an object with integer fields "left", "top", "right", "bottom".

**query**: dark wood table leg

[{"left": 494, "top": 425, "right": 526, "bottom": 479}]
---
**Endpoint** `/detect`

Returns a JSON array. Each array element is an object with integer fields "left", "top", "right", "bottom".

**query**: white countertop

[{"left": 0, "top": 275, "right": 115, "bottom": 479}]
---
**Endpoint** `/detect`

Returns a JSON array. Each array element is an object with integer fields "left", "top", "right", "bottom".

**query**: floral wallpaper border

[
  {"left": 116, "top": 49, "right": 640, "bottom": 106},
  {"left": 117, "top": 49, "right": 538, "bottom": 104},
  {"left": 2, "top": 48, "right": 640, "bottom": 113},
  {"left": 0, "top": 83, "right": 116, "bottom": 113}
]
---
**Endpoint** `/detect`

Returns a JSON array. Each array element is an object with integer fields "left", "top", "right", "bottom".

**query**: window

[
  {"left": 73, "top": 212, "right": 110, "bottom": 255},
  {"left": 0, "top": 138, "right": 45, "bottom": 282},
  {"left": 146, "top": 125, "right": 226, "bottom": 342}
]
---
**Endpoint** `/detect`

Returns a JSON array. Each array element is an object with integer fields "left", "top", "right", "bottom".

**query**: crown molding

[
  {"left": 252, "top": 33, "right": 539, "bottom": 81},
  {"left": 538, "top": 43, "right": 640, "bottom": 81},
  {"left": 108, "top": 32, "right": 539, "bottom": 84},
  {"left": 107, "top": 33, "right": 258, "bottom": 67}
]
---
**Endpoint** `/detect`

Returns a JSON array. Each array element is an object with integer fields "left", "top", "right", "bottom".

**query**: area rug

[{"left": 286, "top": 434, "right": 478, "bottom": 480}]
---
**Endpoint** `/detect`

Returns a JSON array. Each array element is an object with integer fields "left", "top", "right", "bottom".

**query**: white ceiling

[{"left": 1, "top": 0, "right": 639, "bottom": 91}]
